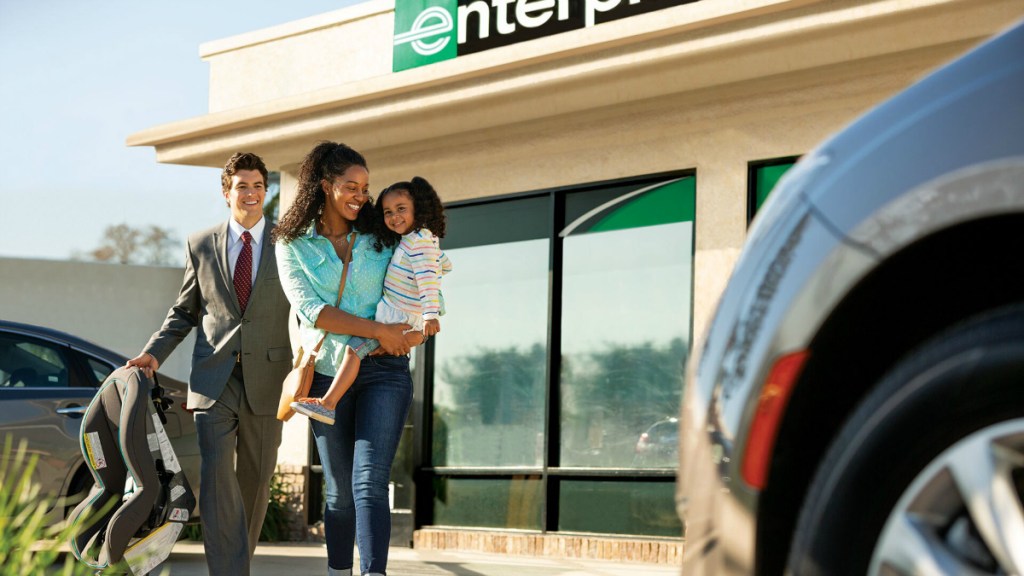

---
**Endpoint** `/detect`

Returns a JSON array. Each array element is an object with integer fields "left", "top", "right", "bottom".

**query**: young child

[{"left": 292, "top": 176, "right": 452, "bottom": 424}]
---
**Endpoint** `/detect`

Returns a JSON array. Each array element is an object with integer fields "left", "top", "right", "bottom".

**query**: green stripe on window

[
  {"left": 591, "top": 177, "right": 695, "bottom": 233},
  {"left": 754, "top": 163, "right": 795, "bottom": 212}
]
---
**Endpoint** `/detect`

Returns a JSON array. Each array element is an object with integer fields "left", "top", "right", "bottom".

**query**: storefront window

[
  {"left": 424, "top": 175, "right": 692, "bottom": 537},
  {"left": 559, "top": 178, "right": 693, "bottom": 469},
  {"left": 432, "top": 198, "right": 549, "bottom": 467},
  {"left": 558, "top": 480, "right": 681, "bottom": 536},
  {"left": 748, "top": 157, "right": 799, "bottom": 224},
  {"left": 432, "top": 476, "right": 543, "bottom": 530}
]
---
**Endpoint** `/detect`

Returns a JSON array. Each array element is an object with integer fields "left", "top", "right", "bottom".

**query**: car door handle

[{"left": 56, "top": 405, "right": 88, "bottom": 416}]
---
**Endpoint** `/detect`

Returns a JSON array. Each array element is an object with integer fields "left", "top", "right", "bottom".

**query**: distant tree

[
  {"left": 82, "top": 223, "right": 179, "bottom": 266},
  {"left": 139, "top": 225, "right": 178, "bottom": 265},
  {"left": 264, "top": 173, "right": 281, "bottom": 224},
  {"left": 89, "top": 223, "right": 135, "bottom": 264}
]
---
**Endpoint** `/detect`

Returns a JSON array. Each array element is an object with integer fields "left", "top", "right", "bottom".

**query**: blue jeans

[{"left": 309, "top": 355, "right": 412, "bottom": 575}]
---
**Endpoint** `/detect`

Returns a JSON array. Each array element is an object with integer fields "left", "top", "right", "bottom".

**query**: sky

[{"left": 0, "top": 0, "right": 365, "bottom": 264}]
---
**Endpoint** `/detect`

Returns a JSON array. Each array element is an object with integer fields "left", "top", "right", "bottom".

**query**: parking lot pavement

[{"left": 156, "top": 541, "right": 681, "bottom": 575}]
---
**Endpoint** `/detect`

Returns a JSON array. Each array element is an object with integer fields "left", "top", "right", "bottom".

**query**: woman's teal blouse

[{"left": 276, "top": 224, "right": 393, "bottom": 375}]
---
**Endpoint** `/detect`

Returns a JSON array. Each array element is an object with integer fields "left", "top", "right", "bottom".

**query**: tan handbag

[{"left": 276, "top": 235, "right": 354, "bottom": 422}]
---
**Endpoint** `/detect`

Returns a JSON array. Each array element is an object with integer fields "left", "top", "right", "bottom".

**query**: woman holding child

[{"left": 273, "top": 141, "right": 433, "bottom": 576}]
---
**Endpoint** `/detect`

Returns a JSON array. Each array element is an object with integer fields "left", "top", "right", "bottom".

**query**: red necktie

[{"left": 234, "top": 231, "right": 253, "bottom": 314}]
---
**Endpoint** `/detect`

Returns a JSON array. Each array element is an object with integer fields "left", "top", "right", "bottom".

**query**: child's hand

[{"left": 424, "top": 319, "right": 441, "bottom": 336}]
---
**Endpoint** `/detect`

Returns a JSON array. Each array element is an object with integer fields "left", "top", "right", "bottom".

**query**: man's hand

[
  {"left": 126, "top": 352, "right": 160, "bottom": 378},
  {"left": 423, "top": 319, "right": 440, "bottom": 337}
]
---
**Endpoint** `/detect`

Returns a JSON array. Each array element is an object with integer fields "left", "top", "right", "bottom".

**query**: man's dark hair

[{"left": 222, "top": 152, "right": 269, "bottom": 193}]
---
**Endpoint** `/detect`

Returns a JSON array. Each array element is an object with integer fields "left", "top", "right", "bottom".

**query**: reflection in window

[
  {"left": 432, "top": 239, "right": 549, "bottom": 467},
  {"left": 559, "top": 178, "right": 694, "bottom": 468},
  {"left": 425, "top": 176, "right": 693, "bottom": 537},
  {"left": 86, "top": 357, "right": 115, "bottom": 386},
  {"left": 0, "top": 335, "right": 70, "bottom": 388}
]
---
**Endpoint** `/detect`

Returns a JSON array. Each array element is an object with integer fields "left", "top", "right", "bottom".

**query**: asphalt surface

[{"left": 153, "top": 541, "right": 681, "bottom": 575}]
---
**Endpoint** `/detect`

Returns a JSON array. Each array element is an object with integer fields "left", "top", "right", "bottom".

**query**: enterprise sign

[{"left": 393, "top": 0, "right": 700, "bottom": 71}]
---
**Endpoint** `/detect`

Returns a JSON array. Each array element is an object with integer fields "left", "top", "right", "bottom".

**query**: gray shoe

[{"left": 291, "top": 401, "right": 335, "bottom": 425}]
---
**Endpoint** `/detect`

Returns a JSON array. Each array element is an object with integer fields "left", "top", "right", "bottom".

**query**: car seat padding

[{"left": 68, "top": 366, "right": 195, "bottom": 574}]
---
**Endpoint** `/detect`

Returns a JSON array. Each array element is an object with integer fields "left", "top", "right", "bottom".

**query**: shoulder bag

[{"left": 276, "top": 235, "right": 354, "bottom": 421}]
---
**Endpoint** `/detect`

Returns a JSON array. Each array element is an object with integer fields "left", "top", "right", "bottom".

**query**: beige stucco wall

[
  {"left": 203, "top": 1, "right": 395, "bottom": 113},
  {"left": 0, "top": 258, "right": 195, "bottom": 381}
]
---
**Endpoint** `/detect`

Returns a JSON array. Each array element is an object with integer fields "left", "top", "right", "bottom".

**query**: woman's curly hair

[
  {"left": 373, "top": 176, "right": 447, "bottom": 249},
  {"left": 271, "top": 141, "right": 382, "bottom": 248}
]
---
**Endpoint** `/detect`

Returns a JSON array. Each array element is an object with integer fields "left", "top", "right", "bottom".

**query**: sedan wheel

[
  {"left": 787, "top": 305, "right": 1024, "bottom": 576},
  {"left": 870, "top": 419, "right": 1024, "bottom": 575}
]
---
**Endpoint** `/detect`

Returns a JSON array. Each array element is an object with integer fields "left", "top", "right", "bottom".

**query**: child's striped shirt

[{"left": 381, "top": 228, "right": 452, "bottom": 319}]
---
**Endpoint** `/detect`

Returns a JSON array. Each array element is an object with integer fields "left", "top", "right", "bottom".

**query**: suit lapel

[
  {"left": 213, "top": 221, "right": 242, "bottom": 317},
  {"left": 247, "top": 224, "right": 275, "bottom": 310}
]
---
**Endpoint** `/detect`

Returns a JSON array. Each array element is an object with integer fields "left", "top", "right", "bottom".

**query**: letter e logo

[{"left": 394, "top": 0, "right": 458, "bottom": 71}]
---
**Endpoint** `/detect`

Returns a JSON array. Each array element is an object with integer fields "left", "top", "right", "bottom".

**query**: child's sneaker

[{"left": 291, "top": 401, "right": 335, "bottom": 425}]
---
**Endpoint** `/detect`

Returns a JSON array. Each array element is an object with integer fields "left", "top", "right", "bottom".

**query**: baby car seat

[{"left": 67, "top": 366, "right": 196, "bottom": 575}]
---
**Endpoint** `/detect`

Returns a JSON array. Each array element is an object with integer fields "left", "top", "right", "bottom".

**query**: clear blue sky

[{"left": 0, "top": 0, "right": 364, "bottom": 263}]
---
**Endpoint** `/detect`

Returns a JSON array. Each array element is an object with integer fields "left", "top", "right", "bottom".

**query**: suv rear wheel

[{"left": 787, "top": 305, "right": 1024, "bottom": 575}]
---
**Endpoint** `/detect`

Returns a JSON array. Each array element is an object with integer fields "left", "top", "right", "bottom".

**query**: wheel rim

[{"left": 870, "top": 418, "right": 1024, "bottom": 575}]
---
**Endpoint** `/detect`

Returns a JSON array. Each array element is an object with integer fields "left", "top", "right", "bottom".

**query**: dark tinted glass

[
  {"left": 432, "top": 477, "right": 543, "bottom": 529},
  {"left": 558, "top": 480, "right": 681, "bottom": 536}
]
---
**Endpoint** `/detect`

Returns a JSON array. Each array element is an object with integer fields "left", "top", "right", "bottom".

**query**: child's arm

[{"left": 405, "top": 231, "right": 446, "bottom": 323}]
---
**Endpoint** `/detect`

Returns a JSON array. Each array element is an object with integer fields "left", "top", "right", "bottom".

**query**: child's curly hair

[{"left": 372, "top": 176, "right": 447, "bottom": 250}]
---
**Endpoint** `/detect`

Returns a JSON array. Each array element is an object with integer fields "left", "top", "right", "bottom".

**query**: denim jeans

[{"left": 309, "top": 355, "right": 412, "bottom": 575}]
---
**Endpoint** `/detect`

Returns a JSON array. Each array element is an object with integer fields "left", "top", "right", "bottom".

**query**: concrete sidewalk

[{"left": 159, "top": 541, "right": 681, "bottom": 575}]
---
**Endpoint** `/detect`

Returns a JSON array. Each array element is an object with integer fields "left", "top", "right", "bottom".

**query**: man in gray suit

[{"left": 127, "top": 152, "right": 292, "bottom": 575}]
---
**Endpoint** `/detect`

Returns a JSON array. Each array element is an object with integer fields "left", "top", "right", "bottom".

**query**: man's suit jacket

[{"left": 144, "top": 220, "right": 292, "bottom": 414}]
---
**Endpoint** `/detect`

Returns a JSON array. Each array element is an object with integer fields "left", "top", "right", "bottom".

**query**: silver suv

[{"left": 678, "top": 19, "right": 1024, "bottom": 576}]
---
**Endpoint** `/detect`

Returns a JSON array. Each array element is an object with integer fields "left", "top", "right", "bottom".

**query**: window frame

[
  {"left": 747, "top": 155, "right": 801, "bottom": 226},
  {"left": 413, "top": 169, "right": 693, "bottom": 536}
]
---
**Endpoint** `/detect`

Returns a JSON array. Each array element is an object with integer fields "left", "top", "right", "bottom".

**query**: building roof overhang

[{"left": 127, "top": 0, "right": 1019, "bottom": 169}]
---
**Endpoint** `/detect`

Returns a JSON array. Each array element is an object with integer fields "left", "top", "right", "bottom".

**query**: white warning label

[
  {"left": 151, "top": 413, "right": 181, "bottom": 472},
  {"left": 84, "top": 432, "right": 106, "bottom": 470},
  {"left": 123, "top": 522, "right": 181, "bottom": 575},
  {"left": 168, "top": 507, "right": 190, "bottom": 522},
  {"left": 170, "top": 485, "right": 186, "bottom": 502}
]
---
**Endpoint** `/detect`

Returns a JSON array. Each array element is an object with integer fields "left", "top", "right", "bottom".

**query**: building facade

[{"left": 129, "top": 0, "right": 1023, "bottom": 555}]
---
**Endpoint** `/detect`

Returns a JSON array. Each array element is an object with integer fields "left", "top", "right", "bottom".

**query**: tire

[
  {"left": 786, "top": 305, "right": 1024, "bottom": 576},
  {"left": 64, "top": 467, "right": 93, "bottom": 518}
]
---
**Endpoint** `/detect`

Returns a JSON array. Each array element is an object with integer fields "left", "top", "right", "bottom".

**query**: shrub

[
  {"left": 181, "top": 472, "right": 293, "bottom": 542},
  {"left": 0, "top": 436, "right": 98, "bottom": 576}
]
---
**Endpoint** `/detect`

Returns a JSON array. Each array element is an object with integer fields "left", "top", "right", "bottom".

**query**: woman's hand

[
  {"left": 405, "top": 330, "right": 425, "bottom": 347},
  {"left": 375, "top": 322, "right": 412, "bottom": 355}
]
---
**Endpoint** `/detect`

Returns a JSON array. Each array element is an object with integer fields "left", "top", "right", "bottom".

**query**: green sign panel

[
  {"left": 393, "top": 0, "right": 457, "bottom": 72},
  {"left": 394, "top": 0, "right": 701, "bottom": 73}
]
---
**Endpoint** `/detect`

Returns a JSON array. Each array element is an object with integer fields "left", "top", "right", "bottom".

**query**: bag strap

[{"left": 304, "top": 233, "right": 355, "bottom": 365}]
